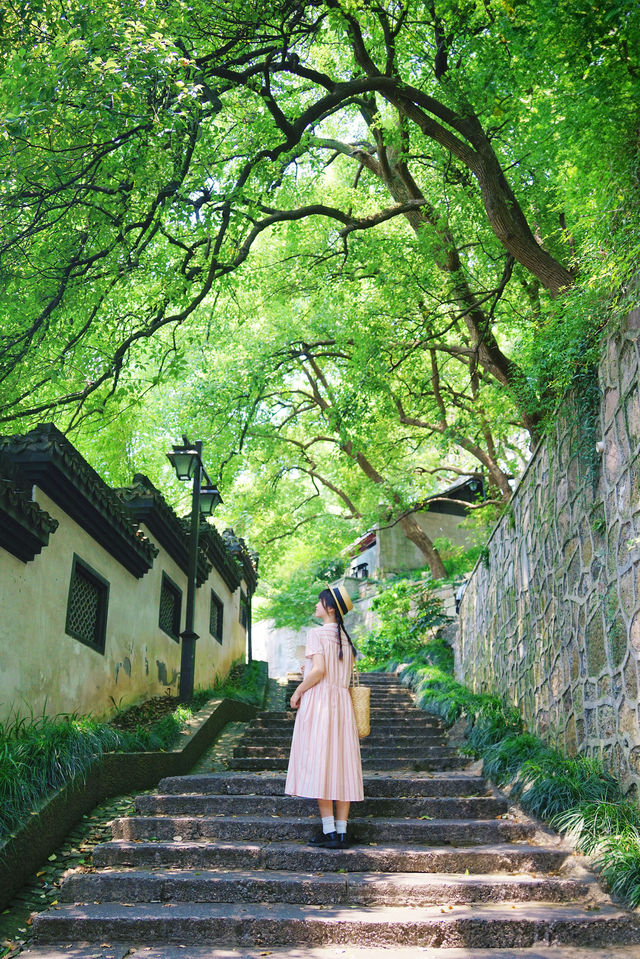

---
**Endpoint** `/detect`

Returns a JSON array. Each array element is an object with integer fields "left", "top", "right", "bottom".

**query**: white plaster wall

[
  {"left": 193, "top": 569, "right": 249, "bottom": 689},
  {"left": 378, "top": 510, "right": 472, "bottom": 573},
  {"left": 0, "top": 491, "right": 247, "bottom": 723},
  {"left": 252, "top": 618, "right": 303, "bottom": 677},
  {"left": 348, "top": 542, "right": 378, "bottom": 577}
]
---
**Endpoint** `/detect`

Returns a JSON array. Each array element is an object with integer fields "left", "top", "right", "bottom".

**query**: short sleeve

[{"left": 304, "top": 627, "right": 324, "bottom": 659}]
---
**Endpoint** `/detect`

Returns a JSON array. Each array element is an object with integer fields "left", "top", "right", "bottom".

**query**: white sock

[
  {"left": 336, "top": 819, "right": 348, "bottom": 835},
  {"left": 321, "top": 816, "right": 336, "bottom": 834}
]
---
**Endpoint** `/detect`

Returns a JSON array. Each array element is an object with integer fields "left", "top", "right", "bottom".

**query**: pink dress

[{"left": 285, "top": 624, "right": 364, "bottom": 802}]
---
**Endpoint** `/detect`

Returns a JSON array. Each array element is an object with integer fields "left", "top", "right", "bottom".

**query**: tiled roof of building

[
  {"left": 117, "top": 474, "right": 246, "bottom": 593},
  {"left": 0, "top": 424, "right": 158, "bottom": 577},
  {"left": 0, "top": 453, "right": 59, "bottom": 562}
]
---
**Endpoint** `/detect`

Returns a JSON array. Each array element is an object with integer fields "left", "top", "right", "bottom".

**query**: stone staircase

[{"left": 27, "top": 674, "right": 640, "bottom": 955}]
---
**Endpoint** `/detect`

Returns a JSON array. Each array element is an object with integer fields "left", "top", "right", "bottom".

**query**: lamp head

[
  {"left": 199, "top": 485, "right": 223, "bottom": 516},
  {"left": 167, "top": 444, "right": 199, "bottom": 481}
]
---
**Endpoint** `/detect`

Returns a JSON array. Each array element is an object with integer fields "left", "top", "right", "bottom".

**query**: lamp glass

[
  {"left": 167, "top": 448, "right": 198, "bottom": 481},
  {"left": 199, "top": 485, "right": 223, "bottom": 516}
]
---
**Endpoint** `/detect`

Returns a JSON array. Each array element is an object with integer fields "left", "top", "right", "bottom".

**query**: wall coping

[
  {"left": 221, "top": 528, "right": 259, "bottom": 594},
  {"left": 116, "top": 473, "right": 242, "bottom": 591}
]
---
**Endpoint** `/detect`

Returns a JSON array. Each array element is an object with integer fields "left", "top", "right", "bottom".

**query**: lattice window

[
  {"left": 159, "top": 573, "right": 182, "bottom": 641},
  {"left": 239, "top": 590, "right": 249, "bottom": 629},
  {"left": 65, "top": 555, "right": 109, "bottom": 653},
  {"left": 210, "top": 590, "right": 224, "bottom": 644}
]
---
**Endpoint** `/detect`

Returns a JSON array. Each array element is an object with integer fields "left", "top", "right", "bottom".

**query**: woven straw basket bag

[{"left": 350, "top": 663, "right": 370, "bottom": 738}]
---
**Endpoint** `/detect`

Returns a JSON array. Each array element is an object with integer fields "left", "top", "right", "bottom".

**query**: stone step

[
  {"left": 358, "top": 696, "right": 418, "bottom": 704},
  {"left": 366, "top": 710, "right": 439, "bottom": 720},
  {"left": 255, "top": 710, "right": 441, "bottom": 724},
  {"left": 19, "top": 943, "right": 640, "bottom": 959},
  {"left": 283, "top": 686, "right": 410, "bottom": 695},
  {"left": 240, "top": 731, "right": 447, "bottom": 746},
  {"left": 60, "top": 868, "right": 593, "bottom": 906},
  {"left": 361, "top": 697, "right": 417, "bottom": 704},
  {"left": 282, "top": 692, "right": 414, "bottom": 701},
  {"left": 134, "top": 794, "right": 507, "bottom": 819},
  {"left": 250, "top": 716, "right": 443, "bottom": 731},
  {"left": 355, "top": 676, "right": 407, "bottom": 683},
  {"left": 92, "top": 839, "right": 574, "bottom": 874},
  {"left": 32, "top": 900, "right": 640, "bottom": 948},
  {"left": 109, "top": 814, "right": 533, "bottom": 844},
  {"left": 360, "top": 675, "right": 405, "bottom": 681},
  {"left": 227, "top": 755, "right": 470, "bottom": 771},
  {"left": 247, "top": 723, "right": 446, "bottom": 740},
  {"left": 157, "top": 772, "right": 490, "bottom": 797},
  {"left": 232, "top": 744, "right": 459, "bottom": 759}
]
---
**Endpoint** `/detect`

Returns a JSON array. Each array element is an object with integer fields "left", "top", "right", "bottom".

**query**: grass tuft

[
  {"left": 553, "top": 800, "right": 640, "bottom": 854},
  {"left": 517, "top": 753, "right": 624, "bottom": 820},
  {"left": 481, "top": 733, "right": 546, "bottom": 787},
  {"left": 595, "top": 831, "right": 640, "bottom": 908}
]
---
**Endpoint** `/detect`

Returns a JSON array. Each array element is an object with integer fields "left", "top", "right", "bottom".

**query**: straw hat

[{"left": 328, "top": 583, "right": 353, "bottom": 616}]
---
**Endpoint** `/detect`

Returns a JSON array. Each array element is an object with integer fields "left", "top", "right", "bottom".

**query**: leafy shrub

[
  {"left": 0, "top": 713, "right": 129, "bottom": 841},
  {"left": 481, "top": 733, "right": 543, "bottom": 785},
  {"left": 207, "top": 659, "right": 265, "bottom": 706},
  {"left": 432, "top": 539, "right": 485, "bottom": 580},
  {"left": 554, "top": 800, "right": 640, "bottom": 855},
  {"left": 358, "top": 578, "right": 449, "bottom": 669},
  {"left": 595, "top": 832, "right": 640, "bottom": 908},
  {"left": 517, "top": 753, "right": 624, "bottom": 820},
  {"left": 467, "top": 703, "right": 524, "bottom": 755}
]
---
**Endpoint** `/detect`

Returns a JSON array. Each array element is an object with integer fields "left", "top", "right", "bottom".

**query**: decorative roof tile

[
  {"left": 222, "top": 528, "right": 259, "bottom": 594},
  {"left": 0, "top": 425, "right": 157, "bottom": 577},
  {"left": 200, "top": 525, "right": 242, "bottom": 593}
]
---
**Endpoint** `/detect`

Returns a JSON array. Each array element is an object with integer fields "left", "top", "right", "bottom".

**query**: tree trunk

[
  {"left": 398, "top": 513, "right": 447, "bottom": 579},
  {"left": 469, "top": 139, "right": 575, "bottom": 298}
]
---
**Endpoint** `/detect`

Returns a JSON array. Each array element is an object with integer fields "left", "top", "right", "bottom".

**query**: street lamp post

[{"left": 167, "top": 437, "right": 222, "bottom": 703}]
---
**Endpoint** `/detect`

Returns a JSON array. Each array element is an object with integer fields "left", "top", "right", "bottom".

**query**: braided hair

[{"left": 318, "top": 588, "right": 357, "bottom": 661}]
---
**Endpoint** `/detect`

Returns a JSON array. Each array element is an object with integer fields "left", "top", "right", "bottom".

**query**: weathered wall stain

[
  {"left": 458, "top": 306, "right": 640, "bottom": 795},
  {"left": 156, "top": 660, "right": 178, "bottom": 687},
  {"left": 114, "top": 657, "right": 132, "bottom": 685}
]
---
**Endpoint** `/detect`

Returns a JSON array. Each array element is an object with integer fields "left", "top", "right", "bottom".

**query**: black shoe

[
  {"left": 321, "top": 831, "right": 351, "bottom": 849},
  {"left": 309, "top": 830, "right": 336, "bottom": 846}
]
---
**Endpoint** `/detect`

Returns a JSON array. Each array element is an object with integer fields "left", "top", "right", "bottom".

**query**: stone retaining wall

[{"left": 458, "top": 305, "right": 640, "bottom": 794}]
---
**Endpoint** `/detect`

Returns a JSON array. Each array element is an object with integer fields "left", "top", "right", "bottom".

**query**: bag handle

[{"left": 351, "top": 659, "right": 360, "bottom": 688}]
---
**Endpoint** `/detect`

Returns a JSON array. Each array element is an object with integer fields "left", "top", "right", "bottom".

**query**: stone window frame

[
  {"left": 159, "top": 571, "right": 182, "bottom": 643},
  {"left": 209, "top": 589, "right": 224, "bottom": 645},
  {"left": 65, "top": 554, "right": 110, "bottom": 655}
]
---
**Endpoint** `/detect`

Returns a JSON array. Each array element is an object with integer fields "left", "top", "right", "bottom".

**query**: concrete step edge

[
  {"left": 91, "top": 839, "right": 573, "bottom": 873},
  {"left": 60, "top": 868, "right": 595, "bottom": 905},
  {"left": 32, "top": 900, "right": 640, "bottom": 950}
]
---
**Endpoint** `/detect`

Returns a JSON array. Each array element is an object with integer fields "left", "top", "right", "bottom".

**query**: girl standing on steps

[{"left": 284, "top": 584, "right": 364, "bottom": 848}]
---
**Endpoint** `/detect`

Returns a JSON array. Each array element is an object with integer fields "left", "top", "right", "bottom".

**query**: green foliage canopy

[
  {"left": 1, "top": 0, "right": 638, "bottom": 427},
  {"left": 1, "top": 0, "right": 638, "bottom": 578}
]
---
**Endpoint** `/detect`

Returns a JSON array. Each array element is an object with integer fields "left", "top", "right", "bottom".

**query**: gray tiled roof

[{"left": 0, "top": 424, "right": 158, "bottom": 577}]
